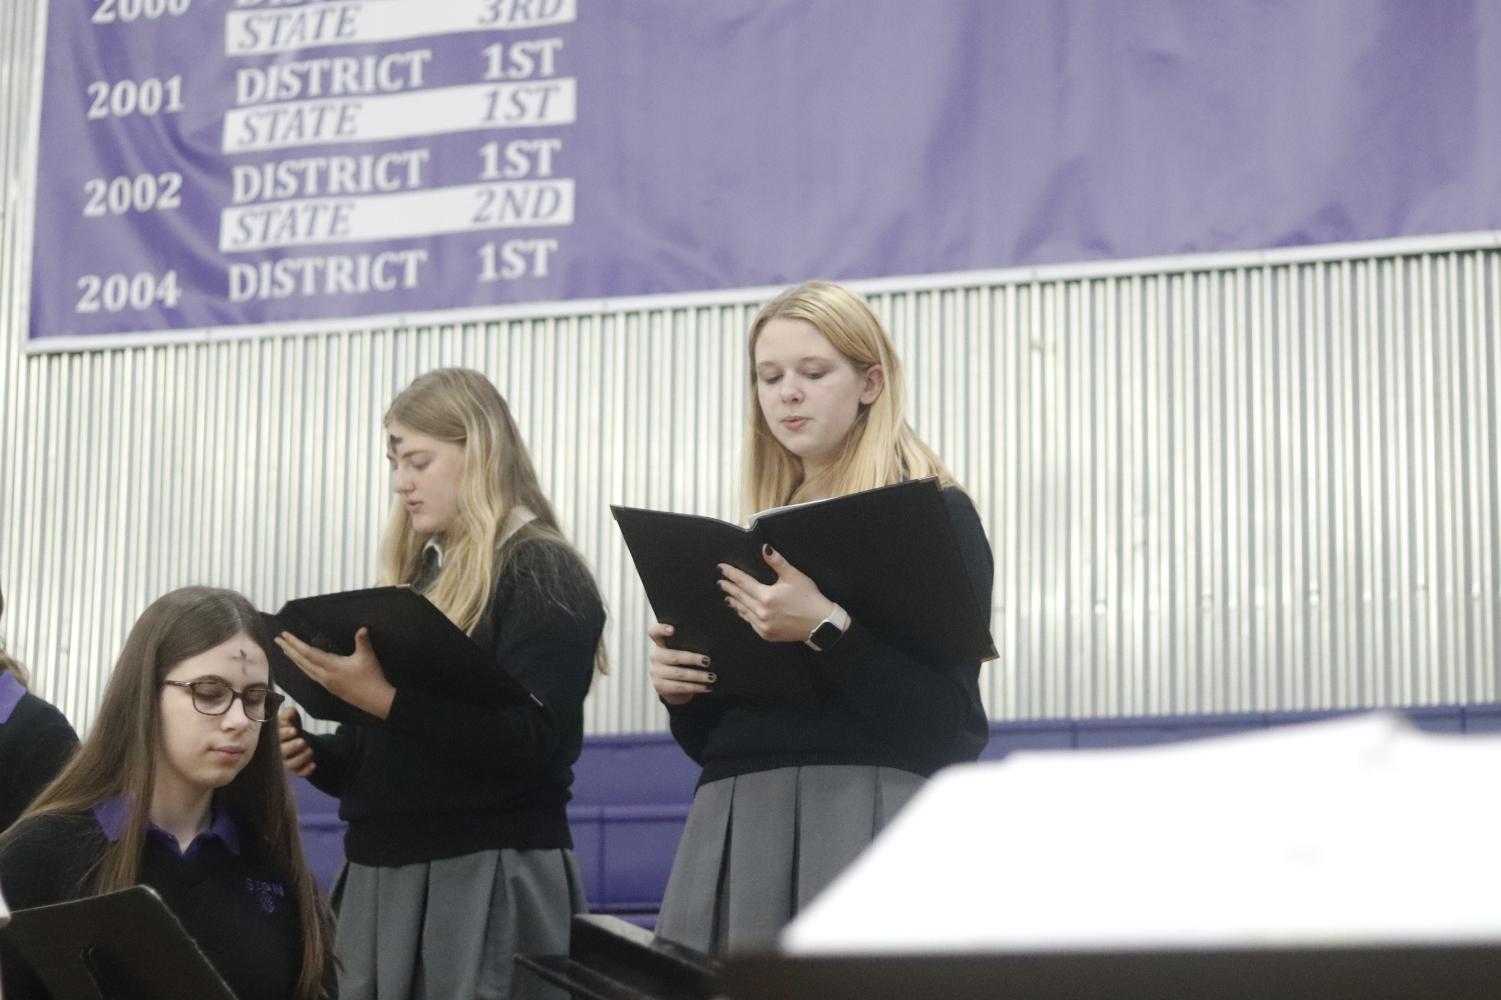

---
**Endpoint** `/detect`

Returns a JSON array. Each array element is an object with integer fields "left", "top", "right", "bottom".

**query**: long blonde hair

[
  {"left": 744, "top": 280, "right": 954, "bottom": 514},
  {"left": 0, "top": 583, "right": 29, "bottom": 688},
  {"left": 378, "top": 369, "right": 606, "bottom": 669},
  {"left": 9, "top": 587, "right": 335, "bottom": 1000}
]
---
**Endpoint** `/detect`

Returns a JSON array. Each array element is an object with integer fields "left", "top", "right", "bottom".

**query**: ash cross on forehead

[{"left": 230, "top": 647, "right": 254, "bottom": 664}]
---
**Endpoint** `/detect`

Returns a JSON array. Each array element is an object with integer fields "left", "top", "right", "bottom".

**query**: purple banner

[{"left": 27, "top": 0, "right": 1501, "bottom": 347}]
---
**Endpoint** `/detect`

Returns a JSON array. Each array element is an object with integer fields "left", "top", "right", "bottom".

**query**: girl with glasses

[
  {"left": 0, "top": 586, "right": 334, "bottom": 1000},
  {"left": 275, "top": 368, "right": 607, "bottom": 1000}
]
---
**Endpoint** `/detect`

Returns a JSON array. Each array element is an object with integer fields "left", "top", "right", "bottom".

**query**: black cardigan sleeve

[
  {"left": 0, "top": 696, "right": 78, "bottom": 832},
  {"left": 665, "top": 694, "right": 731, "bottom": 765},
  {"left": 377, "top": 537, "right": 605, "bottom": 780},
  {"left": 0, "top": 812, "right": 99, "bottom": 909},
  {"left": 816, "top": 488, "right": 994, "bottom": 765},
  {"left": 0, "top": 812, "right": 103, "bottom": 1000},
  {"left": 303, "top": 725, "right": 358, "bottom": 798},
  {"left": 664, "top": 488, "right": 995, "bottom": 771}
]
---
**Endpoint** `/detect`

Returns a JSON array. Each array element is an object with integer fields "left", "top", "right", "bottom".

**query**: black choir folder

[
  {"left": 266, "top": 585, "right": 538, "bottom": 725},
  {"left": 611, "top": 478, "right": 995, "bottom": 704},
  {"left": 3, "top": 885, "right": 238, "bottom": 1000}
]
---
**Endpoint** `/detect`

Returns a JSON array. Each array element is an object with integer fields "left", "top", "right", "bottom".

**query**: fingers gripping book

[{"left": 612, "top": 478, "right": 995, "bottom": 704}]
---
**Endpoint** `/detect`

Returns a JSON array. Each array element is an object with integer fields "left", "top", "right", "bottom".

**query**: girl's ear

[{"left": 859, "top": 364, "right": 885, "bottom": 406}]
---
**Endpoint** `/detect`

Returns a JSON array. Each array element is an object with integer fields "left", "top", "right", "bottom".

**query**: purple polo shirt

[
  {"left": 0, "top": 670, "right": 25, "bottom": 724},
  {"left": 92, "top": 796, "right": 243, "bottom": 859}
]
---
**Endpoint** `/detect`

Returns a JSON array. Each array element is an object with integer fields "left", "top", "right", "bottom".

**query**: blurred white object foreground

[{"left": 783, "top": 714, "right": 1501, "bottom": 954}]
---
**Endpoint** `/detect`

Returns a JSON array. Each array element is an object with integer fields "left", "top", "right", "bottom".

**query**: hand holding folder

[
  {"left": 266, "top": 586, "right": 540, "bottom": 725},
  {"left": 612, "top": 478, "right": 995, "bottom": 704}
]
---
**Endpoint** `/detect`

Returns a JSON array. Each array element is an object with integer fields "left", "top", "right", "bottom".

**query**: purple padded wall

[{"left": 295, "top": 705, "right": 1492, "bottom": 920}]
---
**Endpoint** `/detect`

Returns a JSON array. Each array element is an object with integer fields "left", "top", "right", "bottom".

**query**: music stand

[
  {"left": 516, "top": 914, "right": 717, "bottom": 1000},
  {"left": 721, "top": 943, "right": 1501, "bottom": 1000},
  {"left": 2, "top": 885, "right": 237, "bottom": 1000}
]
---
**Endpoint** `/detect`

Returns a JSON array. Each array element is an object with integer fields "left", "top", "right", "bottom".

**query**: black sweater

[
  {"left": 667, "top": 487, "right": 994, "bottom": 784},
  {"left": 304, "top": 534, "right": 605, "bottom": 866},
  {"left": 0, "top": 810, "right": 302, "bottom": 1000},
  {"left": 0, "top": 673, "right": 78, "bottom": 832}
]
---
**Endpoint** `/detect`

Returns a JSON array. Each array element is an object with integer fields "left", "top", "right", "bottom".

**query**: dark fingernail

[
  {"left": 723, "top": 596, "right": 733, "bottom": 607},
  {"left": 706, "top": 673, "right": 718, "bottom": 683},
  {"left": 700, "top": 656, "right": 712, "bottom": 667},
  {"left": 704, "top": 685, "right": 714, "bottom": 694},
  {"left": 762, "top": 543, "right": 774, "bottom": 557}
]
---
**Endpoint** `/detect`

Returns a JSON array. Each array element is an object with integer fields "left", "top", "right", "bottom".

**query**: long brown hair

[
  {"left": 378, "top": 368, "right": 607, "bottom": 670},
  {"left": 744, "top": 280, "right": 955, "bottom": 514},
  {"left": 0, "top": 582, "right": 30, "bottom": 688},
  {"left": 11, "top": 587, "right": 334, "bottom": 999}
]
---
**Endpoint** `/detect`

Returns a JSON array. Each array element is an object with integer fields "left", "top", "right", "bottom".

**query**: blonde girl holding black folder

[
  {"left": 275, "top": 368, "right": 606, "bottom": 1000},
  {"left": 649, "top": 280, "right": 994, "bottom": 953}
]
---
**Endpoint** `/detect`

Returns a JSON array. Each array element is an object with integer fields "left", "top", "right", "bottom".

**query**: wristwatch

[{"left": 804, "top": 604, "right": 852, "bottom": 652}]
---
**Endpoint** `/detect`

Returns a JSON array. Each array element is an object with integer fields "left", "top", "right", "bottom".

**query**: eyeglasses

[{"left": 162, "top": 679, "right": 284, "bottom": 723}]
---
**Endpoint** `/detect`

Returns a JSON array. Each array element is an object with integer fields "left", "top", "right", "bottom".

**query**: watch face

[{"left": 810, "top": 620, "right": 843, "bottom": 650}]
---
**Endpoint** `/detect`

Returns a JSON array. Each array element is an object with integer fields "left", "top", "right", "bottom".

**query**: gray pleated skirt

[
  {"left": 334, "top": 848, "right": 586, "bottom": 1000},
  {"left": 655, "top": 764, "right": 923, "bottom": 954}
]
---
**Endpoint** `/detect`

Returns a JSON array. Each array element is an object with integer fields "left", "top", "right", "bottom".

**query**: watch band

[{"left": 804, "top": 603, "right": 852, "bottom": 652}]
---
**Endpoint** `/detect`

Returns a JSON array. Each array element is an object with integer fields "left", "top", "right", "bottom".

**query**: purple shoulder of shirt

[
  {"left": 91, "top": 795, "right": 243, "bottom": 858},
  {"left": 0, "top": 670, "right": 25, "bottom": 724}
]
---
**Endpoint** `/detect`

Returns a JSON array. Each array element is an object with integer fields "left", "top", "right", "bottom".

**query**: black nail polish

[
  {"left": 762, "top": 543, "right": 774, "bottom": 557},
  {"left": 706, "top": 673, "right": 718, "bottom": 683},
  {"left": 701, "top": 656, "right": 712, "bottom": 667}
]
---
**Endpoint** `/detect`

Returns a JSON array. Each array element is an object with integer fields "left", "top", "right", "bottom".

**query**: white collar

[{"left": 500, "top": 505, "right": 538, "bottom": 545}]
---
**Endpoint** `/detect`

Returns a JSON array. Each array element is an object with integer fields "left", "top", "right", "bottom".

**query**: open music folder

[
  {"left": 265, "top": 586, "right": 541, "bottom": 724},
  {"left": 612, "top": 478, "right": 995, "bottom": 704},
  {"left": 2, "top": 885, "right": 238, "bottom": 1000}
]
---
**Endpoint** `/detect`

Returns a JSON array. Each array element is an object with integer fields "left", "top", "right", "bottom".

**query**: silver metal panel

[{"left": 2, "top": 0, "right": 1498, "bottom": 734}]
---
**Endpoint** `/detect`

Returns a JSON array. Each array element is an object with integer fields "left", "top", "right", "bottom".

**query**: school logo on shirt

[{"left": 245, "top": 878, "right": 286, "bottom": 914}]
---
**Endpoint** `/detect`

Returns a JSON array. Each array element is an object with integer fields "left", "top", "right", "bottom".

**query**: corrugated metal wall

[{"left": 3, "top": 0, "right": 1498, "bottom": 734}]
